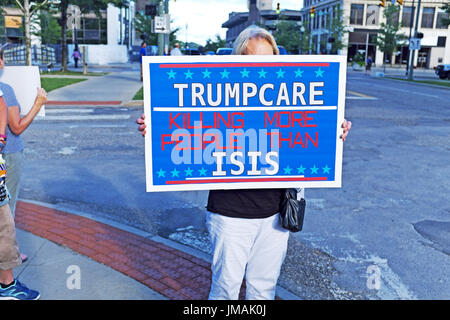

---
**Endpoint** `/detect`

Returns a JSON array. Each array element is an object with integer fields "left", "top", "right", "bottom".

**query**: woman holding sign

[
  {"left": 0, "top": 84, "right": 40, "bottom": 299},
  {"left": 0, "top": 49, "right": 47, "bottom": 263},
  {"left": 137, "top": 26, "right": 351, "bottom": 300},
  {"left": 0, "top": 50, "right": 47, "bottom": 217}
]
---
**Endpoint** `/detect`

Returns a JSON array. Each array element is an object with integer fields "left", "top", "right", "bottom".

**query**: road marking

[
  {"left": 361, "top": 82, "right": 441, "bottom": 98},
  {"left": 58, "top": 147, "right": 77, "bottom": 155},
  {"left": 346, "top": 90, "right": 377, "bottom": 100},
  {"left": 47, "top": 100, "right": 122, "bottom": 106},
  {"left": 45, "top": 109, "right": 94, "bottom": 114},
  {"left": 68, "top": 124, "right": 128, "bottom": 128},
  {"left": 38, "top": 115, "right": 131, "bottom": 121}
]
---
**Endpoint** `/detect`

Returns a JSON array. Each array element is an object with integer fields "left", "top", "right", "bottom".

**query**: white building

[
  {"left": 247, "top": 0, "right": 274, "bottom": 10},
  {"left": 302, "top": 0, "right": 450, "bottom": 68}
]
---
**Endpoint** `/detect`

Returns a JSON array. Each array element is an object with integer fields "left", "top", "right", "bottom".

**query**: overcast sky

[{"left": 168, "top": 0, "right": 302, "bottom": 46}]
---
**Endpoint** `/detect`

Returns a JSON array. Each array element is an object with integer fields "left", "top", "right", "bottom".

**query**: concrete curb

[{"left": 19, "top": 198, "right": 302, "bottom": 300}]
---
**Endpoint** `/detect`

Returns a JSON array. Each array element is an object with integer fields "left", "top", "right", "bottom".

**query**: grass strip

[
  {"left": 133, "top": 87, "right": 143, "bottom": 100},
  {"left": 41, "top": 70, "right": 108, "bottom": 77},
  {"left": 386, "top": 77, "right": 450, "bottom": 88},
  {"left": 41, "top": 77, "right": 87, "bottom": 92}
]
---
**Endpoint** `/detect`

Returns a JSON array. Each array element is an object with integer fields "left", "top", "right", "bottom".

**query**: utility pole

[
  {"left": 164, "top": 0, "right": 169, "bottom": 55},
  {"left": 408, "top": 0, "right": 421, "bottom": 80},
  {"left": 406, "top": 0, "right": 415, "bottom": 76},
  {"left": 157, "top": 0, "right": 167, "bottom": 56}
]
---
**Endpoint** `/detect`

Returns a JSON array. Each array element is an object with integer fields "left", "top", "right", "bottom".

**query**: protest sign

[
  {"left": 143, "top": 55, "right": 346, "bottom": 192},
  {"left": 0, "top": 66, "right": 45, "bottom": 117}
]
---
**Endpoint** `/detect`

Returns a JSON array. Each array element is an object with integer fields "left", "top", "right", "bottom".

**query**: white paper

[{"left": 0, "top": 66, "right": 45, "bottom": 117}]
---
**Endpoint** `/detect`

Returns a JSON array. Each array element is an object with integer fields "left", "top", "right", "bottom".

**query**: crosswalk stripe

[
  {"left": 37, "top": 115, "right": 131, "bottom": 121},
  {"left": 45, "top": 109, "right": 94, "bottom": 114}
]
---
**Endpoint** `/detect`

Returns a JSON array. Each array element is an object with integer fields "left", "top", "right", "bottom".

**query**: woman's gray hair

[{"left": 232, "top": 25, "right": 279, "bottom": 55}]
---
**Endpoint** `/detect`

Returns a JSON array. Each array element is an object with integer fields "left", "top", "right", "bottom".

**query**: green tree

[
  {"left": 134, "top": 11, "right": 157, "bottom": 45},
  {"left": 53, "top": 0, "right": 122, "bottom": 71},
  {"left": 134, "top": 11, "right": 180, "bottom": 49},
  {"left": 327, "top": 5, "right": 347, "bottom": 54},
  {"left": 375, "top": 4, "right": 407, "bottom": 71},
  {"left": 6, "top": 0, "right": 50, "bottom": 65},
  {"left": 31, "top": 10, "right": 61, "bottom": 44},
  {"left": 272, "top": 17, "right": 301, "bottom": 54},
  {"left": 203, "top": 34, "right": 226, "bottom": 53},
  {"left": 299, "top": 20, "right": 312, "bottom": 54},
  {"left": 440, "top": 2, "right": 450, "bottom": 27}
]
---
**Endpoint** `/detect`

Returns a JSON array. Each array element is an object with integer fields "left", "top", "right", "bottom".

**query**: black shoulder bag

[{"left": 279, "top": 188, "right": 306, "bottom": 233}]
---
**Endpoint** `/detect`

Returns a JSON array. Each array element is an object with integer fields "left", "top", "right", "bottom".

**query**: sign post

[{"left": 142, "top": 55, "right": 347, "bottom": 192}]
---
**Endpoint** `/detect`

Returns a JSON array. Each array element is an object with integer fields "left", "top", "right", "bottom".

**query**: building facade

[
  {"left": 301, "top": 0, "right": 450, "bottom": 68},
  {"left": 1, "top": 2, "right": 140, "bottom": 64},
  {"left": 222, "top": 0, "right": 303, "bottom": 47}
]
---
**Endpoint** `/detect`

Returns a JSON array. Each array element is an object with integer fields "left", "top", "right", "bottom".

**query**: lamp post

[{"left": 299, "top": 25, "right": 305, "bottom": 54}]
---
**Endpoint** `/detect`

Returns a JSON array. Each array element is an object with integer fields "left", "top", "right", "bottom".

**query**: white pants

[{"left": 206, "top": 211, "right": 290, "bottom": 300}]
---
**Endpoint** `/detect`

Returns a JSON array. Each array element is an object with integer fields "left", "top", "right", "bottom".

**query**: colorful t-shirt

[{"left": 0, "top": 82, "right": 24, "bottom": 154}]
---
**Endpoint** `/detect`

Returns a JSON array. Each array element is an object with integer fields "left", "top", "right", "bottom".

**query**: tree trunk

[
  {"left": 24, "top": 0, "right": 32, "bottom": 66},
  {"left": 61, "top": 0, "right": 69, "bottom": 72}
]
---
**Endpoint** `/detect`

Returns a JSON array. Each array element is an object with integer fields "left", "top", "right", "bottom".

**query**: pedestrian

[
  {"left": 0, "top": 86, "right": 40, "bottom": 300},
  {"left": 0, "top": 49, "right": 48, "bottom": 263},
  {"left": 366, "top": 56, "right": 373, "bottom": 75},
  {"left": 140, "top": 42, "right": 147, "bottom": 81},
  {"left": 72, "top": 46, "right": 81, "bottom": 68},
  {"left": 170, "top": 42, "right": 183, "bottom": 56},
  {"left": 136, "top": 25, "right": 352, "bottom": 300}
]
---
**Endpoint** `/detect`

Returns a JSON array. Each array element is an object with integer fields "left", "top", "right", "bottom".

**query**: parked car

[
  {"left": 183, "top": 48, "right": 201, "bottom": 55},
  {"left": 216, "top": 48, "right": 232, "bottom": 55},
  {"left": 277, "top": 45, "right": 288, "bottom": 55},
  {"left": 435, "top": 64, "right": 450, "bottom": 79}
]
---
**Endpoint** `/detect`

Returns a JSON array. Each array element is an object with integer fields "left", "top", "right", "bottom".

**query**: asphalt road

[{"left": 19, "top": 69, "right": 450, "bottom": 300}]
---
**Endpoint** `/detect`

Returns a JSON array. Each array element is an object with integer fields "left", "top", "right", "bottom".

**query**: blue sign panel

[{"left": 143, "top": 55, "right": 347, "bottom": 192}]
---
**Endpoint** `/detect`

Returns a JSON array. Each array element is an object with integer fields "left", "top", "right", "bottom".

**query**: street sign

[
  {"left": 409, "top": 38, "right": 421, "bottom": 51},
  {"left": 142, "top": 55, "right": 347, "bottom": 192},
  {"left": 67, "top": 4, "right": 81, "bottom": 29},
  {"left": 153, "top": 14, "right": 171, "bottom": 34}
]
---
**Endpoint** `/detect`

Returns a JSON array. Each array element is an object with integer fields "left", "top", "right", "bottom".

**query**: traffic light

[
  {"left": 310, "top": 6, "right": 315, "bottom": 18},
  {"left": 276, "top": 3, "right": 280, "bottom": 14},
  {"left": 145, "top": 4, "right": 157, "bottom": 16},
  {"left": 379, "top": 0, "right": 385, "bottom": 7}
]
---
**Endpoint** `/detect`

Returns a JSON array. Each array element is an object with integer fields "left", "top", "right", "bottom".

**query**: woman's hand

[
  {"left": 137, "top": 113, "right": 146, "bottom": 136},
  {"left": 34, "top": 88, "right": 48, "bottom": 107},
  {"left": 341, "top": 119, "right": 352, "bottom": 142}
]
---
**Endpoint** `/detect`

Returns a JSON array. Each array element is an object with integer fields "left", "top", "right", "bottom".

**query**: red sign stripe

[
  {"left": 159, "top": 62, "right": 330, "bottom": 68},
  {"left": 166, "top": 177, "right": 327, "bottom": 184}
]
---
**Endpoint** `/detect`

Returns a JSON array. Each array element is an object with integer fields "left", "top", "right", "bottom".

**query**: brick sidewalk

[{"left": 15, "top": 201, "right": 228, "bottom": 300}]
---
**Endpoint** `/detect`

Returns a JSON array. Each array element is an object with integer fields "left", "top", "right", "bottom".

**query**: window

[
  {"left": 401, "top": 6, "right": 413, "bottom": 27},
  {"left": 421, "top": 7, "right": 435, "bottom": 28},
  {"left": 436, "top": 8, "right": 449, "bottom": 29},
  {"left": 350, "top": 4, "right": 364, "bottom": 25},
  {"left": 390, "top": 9, "right": 400, "bottom": 26},
  {"left": 437, "top": 36, "right": 446, "bottom": 47},
  {"left": 323, "top": 9, "right": 329, "bottom": 29},
  {"left": 366, "top": 5, "right": 379, "bottom": 26}
]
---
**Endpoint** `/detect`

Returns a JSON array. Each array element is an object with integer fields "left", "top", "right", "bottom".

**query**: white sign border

[{"left": 143, "top": 54, "right": 347, "bottom": 192}]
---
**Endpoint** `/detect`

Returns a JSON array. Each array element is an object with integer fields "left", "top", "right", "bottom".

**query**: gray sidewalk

[
  {"left": 14, "top": 229, "right": 167, "bottom": 300},
  {"left": 47, "top": 63, "right": 142, "bottom": 103}
]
